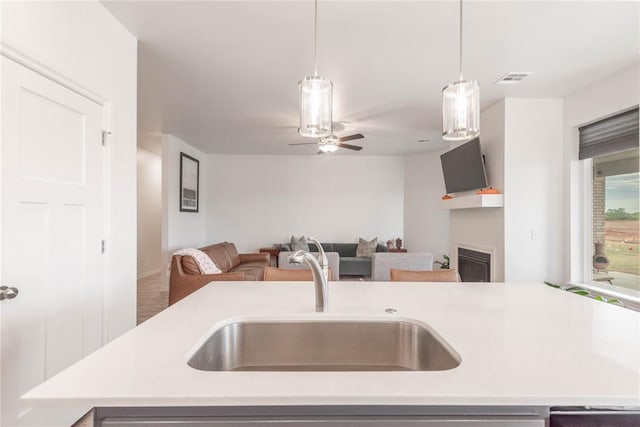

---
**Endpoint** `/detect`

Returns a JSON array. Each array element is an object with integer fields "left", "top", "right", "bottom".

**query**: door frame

[{"left": 1, "top": 40, "right": 108, "bottom": 106}]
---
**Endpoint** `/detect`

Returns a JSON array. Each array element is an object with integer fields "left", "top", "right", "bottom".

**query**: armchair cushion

[
  {"left": 390, "top": 268, "right": 460, "bottom": 282},
  {"left": 264, "top": 266, "right": 334, "bottom": 281}
]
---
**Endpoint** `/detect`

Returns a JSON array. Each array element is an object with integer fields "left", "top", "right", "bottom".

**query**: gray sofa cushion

[
  {"left": 333, "top": 243, "right": 357, "bottom": 257},
  {"left": 340, "top": 256, "right": 372, "bottom": 276},
  {"left": 308, "top": 242, "right": 334, "bottom": 252},
  {"left": 281, "top": 242, "right": 335, "bottom": 252}
]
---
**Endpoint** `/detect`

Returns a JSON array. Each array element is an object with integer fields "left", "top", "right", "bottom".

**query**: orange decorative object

[
  {"left": 476, "top": 187, "right": 500, "bottom": 195},
  {"left": 441, "top": 194, "right": 453, "bottom": 200}
]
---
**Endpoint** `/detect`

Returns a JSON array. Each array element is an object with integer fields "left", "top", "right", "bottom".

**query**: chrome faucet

[
  {"left": 288, "top": 237, "right": 329, "bottom": 312},
  {"left": 307, "top": 237, "right": 329, "bottom": 283}
]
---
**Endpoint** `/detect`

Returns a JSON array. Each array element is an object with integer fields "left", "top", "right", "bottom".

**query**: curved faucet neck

[
  {"left": 288, "top": 249, "right": 328, "bottom": 313},
  {"left": 307, "top": 236, "right": 329, "bottom": 283}
]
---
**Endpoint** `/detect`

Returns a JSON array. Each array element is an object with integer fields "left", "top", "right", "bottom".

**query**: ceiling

[{"left": 103, "top": 1, "right": 640, "bottom": 156}]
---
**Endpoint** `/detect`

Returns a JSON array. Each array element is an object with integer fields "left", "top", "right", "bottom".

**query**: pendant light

[
  {"left": 298, "top": 0, "right": 332, "bottom": 138},
  {"left": 442, "top": 0, "right": 480, "bottom": 141}
]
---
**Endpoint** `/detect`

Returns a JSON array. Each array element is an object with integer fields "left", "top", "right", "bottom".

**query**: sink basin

[{"left": 187, "top": 317, "right": 461, "bottom": 372}]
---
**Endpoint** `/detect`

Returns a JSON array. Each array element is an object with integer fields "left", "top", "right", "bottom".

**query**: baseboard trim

[{"left": 137, "top": 268, "right": 161, "bottom": 280}]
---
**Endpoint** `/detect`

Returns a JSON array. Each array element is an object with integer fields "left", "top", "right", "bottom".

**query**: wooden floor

[{"left": 137, "top": 272, "right": 168, "bottom": 324}]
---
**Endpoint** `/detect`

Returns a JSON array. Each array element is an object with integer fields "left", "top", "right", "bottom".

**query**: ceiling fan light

[
  {"left": 298, "top": 76, "right": 332, "bottom": 138},
  {"left": 318, "top": 143, "right": 339, "bottom": 153},
  {"left": 442, "top": 79, "right": 480, "bottom": 141}
]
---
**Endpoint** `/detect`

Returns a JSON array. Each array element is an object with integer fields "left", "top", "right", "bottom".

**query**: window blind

[{"left": 579, "top": 107, "right": 639, "bottom": 160}]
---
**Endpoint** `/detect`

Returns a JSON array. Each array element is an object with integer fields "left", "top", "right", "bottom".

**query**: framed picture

[{"left": 180, "top": 152, "right": 199, "bottom": 212}]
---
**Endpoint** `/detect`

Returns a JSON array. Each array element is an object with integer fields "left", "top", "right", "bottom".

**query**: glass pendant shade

[
  {"left": 318, "top": 143, "right": 339, "bottom": 153},
  {"left": 442, "top": 79, "right": 480, "bottom": 142},
  {"left": 298, "top": 76, "right": 332, "bottom": 137}
]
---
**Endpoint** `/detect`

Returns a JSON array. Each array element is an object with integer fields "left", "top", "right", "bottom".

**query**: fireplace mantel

[{"left": 440, "top": 194, "right": 503, "bottom": 210}]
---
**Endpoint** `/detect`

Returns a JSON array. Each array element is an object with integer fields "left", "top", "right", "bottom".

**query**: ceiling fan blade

[
  {"left": 336, "top": 133, "right": 364, "bottom": 143},
  {"left": 289, "top": 142, "right": 320, "bottom": 146},
  {"left": 338, "top": 143, "right": 363, "bottom": 151}
]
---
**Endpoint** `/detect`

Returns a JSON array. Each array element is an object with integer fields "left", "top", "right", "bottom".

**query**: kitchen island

[{"left": 24, "top": 282, "right": 640, "bottom": 425}]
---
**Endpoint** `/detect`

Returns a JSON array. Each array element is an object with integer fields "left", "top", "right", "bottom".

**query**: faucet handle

[{"left": 288, "top": 251, "right": 306, "bottom": 264}]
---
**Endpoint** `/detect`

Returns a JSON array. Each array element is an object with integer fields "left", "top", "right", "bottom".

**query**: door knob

[{"left": 0, "top": 285, "right": 19, "bottom": 301}]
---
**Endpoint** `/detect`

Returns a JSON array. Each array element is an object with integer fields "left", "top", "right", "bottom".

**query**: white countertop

[{"left": 24, "top": 282, "right": 640, "bottom": 408}]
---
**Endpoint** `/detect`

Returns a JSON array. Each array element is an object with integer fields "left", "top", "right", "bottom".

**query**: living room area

[
  {"left": 125, "top": 1, "right": 640, "bottom": 323},
  {"left": 137, "top": 143, "right": 450, "bottom": 320},
  {"left": 139, "top": 81, "right": 638, "bottom": 322}
]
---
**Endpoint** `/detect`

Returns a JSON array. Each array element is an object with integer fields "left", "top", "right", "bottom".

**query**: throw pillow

[
  {"left": 356, "top": 237, "right": 377, "bottom": 257},
  {"left": 290, "top": 235, "right": 310, "bottom": 252},
  {"left": 171, "top": 248, "right": 222, "bottom": 275}
]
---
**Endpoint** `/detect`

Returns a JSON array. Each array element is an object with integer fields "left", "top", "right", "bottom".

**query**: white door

[{"left": 0, "top": 56, "right": 106, "bottom": 426}]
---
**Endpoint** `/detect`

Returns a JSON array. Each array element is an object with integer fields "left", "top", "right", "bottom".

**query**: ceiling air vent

[{"left": 495, "top": 72, "right": 533, "bottom": 84}]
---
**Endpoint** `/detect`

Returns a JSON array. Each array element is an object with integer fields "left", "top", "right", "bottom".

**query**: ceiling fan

[{"left": 289, "top": 133, "right": 364, "bottom": 154}]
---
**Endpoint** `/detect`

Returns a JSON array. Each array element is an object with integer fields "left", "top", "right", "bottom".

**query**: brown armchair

[
  {"left": 263, "top": 266, "right": 334, "bottom": 281},
  {"left": 389, "top": 268, "right": 461, "bottom": 282}
]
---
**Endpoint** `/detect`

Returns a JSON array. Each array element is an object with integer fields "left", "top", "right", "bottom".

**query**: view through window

[{"left": 592, "top": 148, "right": 639, "bottom": 292}]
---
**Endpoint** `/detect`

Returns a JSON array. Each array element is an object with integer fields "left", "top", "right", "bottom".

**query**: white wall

[
  {"left": 137, "top": 148, "right": 162, "bottom": 278},
  {"left": 161, "top": 134, "right": 207, "bottom": 288},
  {"left": 403, "top": 151, "right": 450, "bottom": 263},
  {"left": 1, "top": 1, "right": 137, "bottom": 341},
  {"left": 503, "top": 99, "right": 564, "bottom": 283},
  {"left": 447, "top": 98, "right": 566, "bottom": 283},
  {"left": 449, "top": 101, "right": 506, "bottom": 281},
  {"left": 204, "top": 155, "right": 404, "bottom": 252},
  {"left": 563, "top": 63, "right": 640, "bottom": 283}
]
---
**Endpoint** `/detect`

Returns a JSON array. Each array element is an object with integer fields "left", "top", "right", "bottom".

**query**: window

[
  {"left": 580, "top": 107, "right": 639, "bottom": 296},
  {"left": 592, "top": 149, "right": 639, "bottom": 292}
]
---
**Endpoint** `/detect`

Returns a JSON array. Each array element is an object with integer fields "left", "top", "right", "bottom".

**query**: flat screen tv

[{"left": 440, "top": 138, "right": 488, "bottom": 194}]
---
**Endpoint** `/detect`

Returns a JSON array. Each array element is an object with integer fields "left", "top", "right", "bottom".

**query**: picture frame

[{"left": 180, "top": 152, "right": 199, "bottom": 212}]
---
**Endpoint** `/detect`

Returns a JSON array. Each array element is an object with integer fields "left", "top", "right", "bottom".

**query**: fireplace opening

[{"left": 458, "top": 247, "right": 491, "bottom": 282}]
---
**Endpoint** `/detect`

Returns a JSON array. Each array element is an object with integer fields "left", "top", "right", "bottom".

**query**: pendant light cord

[
  {"left": 458, "top": 0, "right": 463, "bottom": 81},
  {"left": 314, "top": 0, "right": 319, "bottom": 76}
]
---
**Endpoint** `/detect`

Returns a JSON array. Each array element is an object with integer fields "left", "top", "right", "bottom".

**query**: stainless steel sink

[{"left": 187, "top": 317, "right": 461, "bottom": 372}]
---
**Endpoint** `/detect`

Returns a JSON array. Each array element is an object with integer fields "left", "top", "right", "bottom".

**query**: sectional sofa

[
  {"left": 279, "top": 242, "right": 388, "bottom": 277},
  {"left": 169, "top": 242, "right": 269, "bottom": 304}
]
